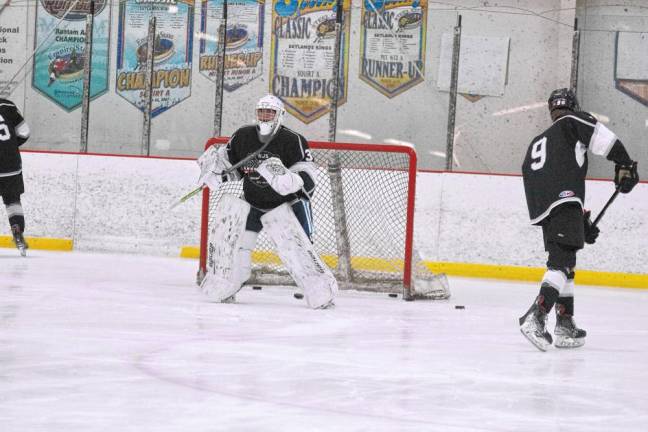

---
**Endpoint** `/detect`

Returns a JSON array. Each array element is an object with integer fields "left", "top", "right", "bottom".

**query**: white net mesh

[{"left": 200, "top": 140, "right": 449, "bottom": 299}]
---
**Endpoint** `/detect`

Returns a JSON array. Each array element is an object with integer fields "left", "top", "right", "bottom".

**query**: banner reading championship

[
  {"left": 360, "top": 0, "right": 426, "bottom": 98},
  {"left": 32, "top": 0, "right": 111, "bottom": 111},
  {"left": 116, "top": 0, "right": 194, "bottom": 117},
  {"left": 270, "top": 0, "right": 351, "bottom": 124},
  {"left": 198, "top": 0, "right": 264, "bottom": 91}
]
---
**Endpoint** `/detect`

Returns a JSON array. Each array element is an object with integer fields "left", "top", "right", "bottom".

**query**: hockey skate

[
  {"left": 519, "top": 303, "right": 552, "bottom": 352},
  {"left": 554, "top": 314, "right": 586, "bottom": 348},
  {"left": 316, "top": 299, "right": 335, "bottom": 310},
  {"left": 11, "top": 225, "right": 28, "bottom": 257},
  {"left": 221, "top": 294, "right": 237, "bottom": 304}
]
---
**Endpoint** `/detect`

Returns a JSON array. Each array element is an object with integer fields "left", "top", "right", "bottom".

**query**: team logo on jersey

[
  {"left": 559, "top": 190, "right": 575, "bottom": 198},
  {"left": 243, "top": 151, "right": 275, "bottom": 187}
]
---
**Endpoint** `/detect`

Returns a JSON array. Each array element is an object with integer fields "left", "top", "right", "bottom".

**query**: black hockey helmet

[{"left": 548, "top": 88, "right": 580, "bottom": 113}]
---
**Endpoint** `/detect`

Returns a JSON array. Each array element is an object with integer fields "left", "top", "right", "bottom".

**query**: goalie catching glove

[
  {"left": 197, "top": 145, "right": 240, "bottom": 190},
  {"left": 256, "top": 157, "right": 304, "bottom": 196}
]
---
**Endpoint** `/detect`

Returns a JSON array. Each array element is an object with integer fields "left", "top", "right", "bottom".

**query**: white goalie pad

[
  {"left": 412, "top": 270, "right": 451, "bottom": 300},
  {"left": 201, "top": 195, "right": 256, "bottom": 302},
  {"left": 261, "top": 204, "right": 338, "bottom": 309}
]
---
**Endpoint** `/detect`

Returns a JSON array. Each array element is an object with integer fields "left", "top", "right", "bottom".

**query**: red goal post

[{"left": 199, "top": 137, "right": 449, "bottom": 300}]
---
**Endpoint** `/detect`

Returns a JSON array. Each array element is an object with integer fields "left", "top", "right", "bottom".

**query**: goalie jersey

[
  {"left": 226, "top": 125, "right": 315, "bottom": 210},
  {"left": 522, "top": 111, "right": 629, "bottom": 225}
]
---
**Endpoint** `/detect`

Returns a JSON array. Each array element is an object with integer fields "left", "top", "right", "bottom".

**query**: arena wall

[{"left": 3, "top": 151, "right": 645, "bottom": 288}]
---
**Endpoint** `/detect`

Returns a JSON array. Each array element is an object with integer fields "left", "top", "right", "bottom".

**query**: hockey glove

[
  {"left": 583, "top": 210, "right": 600, "bottom": 245},
  {"left": 256, "top": 157, "right": 303, "bottom": 196},
  {"left": 614, "top": 161, "right": 639, "bottom": 194}
]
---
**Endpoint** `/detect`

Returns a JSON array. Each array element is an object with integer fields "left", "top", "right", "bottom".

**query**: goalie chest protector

[{"left": 227, "top": 125, "right": 311, "bottom": 210}]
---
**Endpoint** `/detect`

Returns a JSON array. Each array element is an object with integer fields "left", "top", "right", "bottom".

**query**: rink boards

[{"left": 2, "top": 151, "right": 646, "bottom": 288}]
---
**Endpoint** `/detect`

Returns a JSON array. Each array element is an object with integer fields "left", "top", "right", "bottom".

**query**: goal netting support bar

[{"left": 199, "top": 138, "right": 450, "bottom": 300}]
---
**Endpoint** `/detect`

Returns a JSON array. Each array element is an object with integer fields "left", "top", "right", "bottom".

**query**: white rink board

[
  {"left": 415, "top": 173, "right": 648, "bottom": 274},
  {"left": 5, "top": 152, "right": 647, "bottom": 274}
]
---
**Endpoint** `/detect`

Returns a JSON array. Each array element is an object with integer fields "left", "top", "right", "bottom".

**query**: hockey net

[{"left": 199, "top": 138, "right": 449, "bottom": 300}]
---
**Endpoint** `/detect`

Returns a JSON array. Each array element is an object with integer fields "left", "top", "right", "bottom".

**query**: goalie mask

[
  {"left": 256, "top": 95, "right": 285, "bottom": 142},
  {"left": 548, "top": 88, "right": 580, "bottom": 113}
]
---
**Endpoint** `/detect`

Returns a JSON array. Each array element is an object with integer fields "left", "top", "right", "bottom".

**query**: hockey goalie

[{"left": 196, "top": 94, "right": 338, "bottom": 309}]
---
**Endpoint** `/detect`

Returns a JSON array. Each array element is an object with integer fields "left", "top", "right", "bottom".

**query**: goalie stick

[{"left": 171, "top": 139, "right": 273, "bottom": 209}]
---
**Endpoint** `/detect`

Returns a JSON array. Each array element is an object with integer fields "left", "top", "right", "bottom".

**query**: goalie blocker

[{"left": 201, "top": 195, "right": 337, "bottom": 309}]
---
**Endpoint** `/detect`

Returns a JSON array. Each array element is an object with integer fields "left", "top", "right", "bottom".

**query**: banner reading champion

[
  {"left": 360, "top": 0, "right": 426, "bottom": 98},
  {"left": 270, "top": 0, "right": 351, "bottom": 124},
  {"left": 116, "top": 0, "right": 194, "bottom": 117},
  {"left": 199, "top": 0, "right": 264, "bottom": 91},
  {"left": 32, "top": 0, "right": 111, "bottom": 111}
]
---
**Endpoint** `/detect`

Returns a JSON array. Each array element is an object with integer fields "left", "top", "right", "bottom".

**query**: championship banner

[
  {"left": 359, "top": 0, "right": 426, "bottom": 98},
  {"left": 270, "top": 0, "right": 351, "bottom": 124},
  {"left": 32, "top": 0, "right": 111, "bottom": 111},
  {"left": 116, "top": 0, "right": 194, "bottom": 117},
  {"left": 198, "top": 0, "right": 264, "bottom": 91}
]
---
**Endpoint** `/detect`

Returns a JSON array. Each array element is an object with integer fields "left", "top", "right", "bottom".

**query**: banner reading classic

[
  {"left": 270, "top": 0, "right": 351, "bottom": 124},
  {"left": 116, "top": 0, "right": 194, "bottom": 117},
  {"left": 360, "top": 0, "right": 427, "bottom": 98}
]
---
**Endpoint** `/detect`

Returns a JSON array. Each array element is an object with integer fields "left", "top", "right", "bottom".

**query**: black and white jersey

[
  {"left": 522, "top": 111, "right": 618, "bottom": 224},
  {"left": 0, "top": 98, "right": 30, "bottom": 176},
  {"left": 226, "top": 125, "right": 316, "bottom": 210}
]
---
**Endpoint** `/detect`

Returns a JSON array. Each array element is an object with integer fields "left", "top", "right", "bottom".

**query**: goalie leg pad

[
  {"left": 261, "top": 203, "right": 338, "bottom": 309},
  {"left": 413, "top": 272, "right": 451, "bottom": 300},
  {"left": 201, "top": 195, "right": 257, "bottom": 302}
]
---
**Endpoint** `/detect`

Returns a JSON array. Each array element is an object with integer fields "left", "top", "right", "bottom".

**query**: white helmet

[{"left": 255, "top": 94, "right": 285, "bottom": 140}]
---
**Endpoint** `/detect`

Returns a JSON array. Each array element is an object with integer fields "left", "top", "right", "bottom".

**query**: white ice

[{"left": 1, "top": 250, "right": 647, "bottom": 432}]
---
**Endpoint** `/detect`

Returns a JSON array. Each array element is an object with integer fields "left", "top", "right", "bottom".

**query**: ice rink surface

[{"left": 1, "top": 250, "right": 647, "bottom": 432}]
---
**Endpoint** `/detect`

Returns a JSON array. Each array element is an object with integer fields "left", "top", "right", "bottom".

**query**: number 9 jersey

[{"left": 522, "top": 111, "right": 622, "bottom": 225}]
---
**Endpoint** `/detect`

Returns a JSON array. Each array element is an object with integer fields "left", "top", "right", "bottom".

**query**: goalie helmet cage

[{"left": 199, "top": 137, "right": 449, "bottom": 300}]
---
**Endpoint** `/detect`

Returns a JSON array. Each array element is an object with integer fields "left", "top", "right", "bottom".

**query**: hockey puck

[
  {"left": 454, "top": 305, "right": 465, "bottom": 309},
  {"left": 388, "top": 293, "right": 398, "bottom": 298},
  {"left": 252, "top": 286, "right": 262, "bottom": 290},
  {"left": 293, "top": 292, "right": 304, "bottom": 299}
]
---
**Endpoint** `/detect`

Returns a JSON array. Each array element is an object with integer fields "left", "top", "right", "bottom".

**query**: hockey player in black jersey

[
  {"left": 519, "top": 88, "right": 639, "bottom": 351},
  {"left": 0, "top": 98, "right": 31, "bottom": 256},
  {"left": 195, "top": 94, "right": 337, "bottom": 309}
]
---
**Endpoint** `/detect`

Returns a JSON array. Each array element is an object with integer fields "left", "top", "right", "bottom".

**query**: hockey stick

[
  {"left": 591, "top": 187, "right": 620, "bottom": 228},
  {"left": 171, "top": 139, "right": 273, "bottom": 209},
  {"left": 170, "top": 185, "right": 205, "bottom": 209}
]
